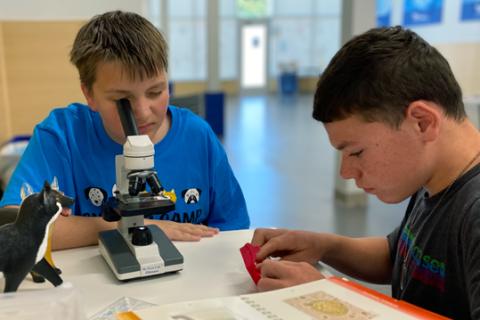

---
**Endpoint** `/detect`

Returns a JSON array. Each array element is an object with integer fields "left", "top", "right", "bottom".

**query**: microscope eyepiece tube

[{"left": 117, "top": 98, "right": 139, "bottom": 136}]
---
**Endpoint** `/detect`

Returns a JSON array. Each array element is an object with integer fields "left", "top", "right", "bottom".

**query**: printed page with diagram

[{"left": 128, "top": 277, "right": 449, "bottom": 320}]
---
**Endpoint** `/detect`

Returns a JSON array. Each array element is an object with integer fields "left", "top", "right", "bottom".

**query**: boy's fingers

[
  {"left": 255, "top": 233, "right": 290, "bottom": 262},
  {"left": 251, "top": 228, "right": 286, "bottom": 246},
  {"left": 177, "top": 223, "right": 219, "bottom": 237},
  {"left": 259, "top": 259, "right": 292, "bottom": 279},
  {"left": 170, "top": 232, "right": 202, "bottom": 242},
  {"left": 153, "top": 220, "right": 218, "bottom": 241},
  {"left": 256, "top": 242, "right": 276, "bottom": 262}
]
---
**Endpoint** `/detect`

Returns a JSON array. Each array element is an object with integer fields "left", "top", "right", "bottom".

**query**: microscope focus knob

[{"left": 131, "top": 226, "right": 153, "bottom": 246}]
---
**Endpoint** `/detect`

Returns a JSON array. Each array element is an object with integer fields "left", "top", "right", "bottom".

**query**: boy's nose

[
  {"left": 132, "top": 98, "right": 151, "bottom": 119},
  {"left": 339, "top": 160, "right": 361, "bottom": 180}
]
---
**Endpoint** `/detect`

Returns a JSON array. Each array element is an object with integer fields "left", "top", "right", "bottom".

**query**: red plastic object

[{"left": 240, "top": 243, "right": 261, "bottom": 284}]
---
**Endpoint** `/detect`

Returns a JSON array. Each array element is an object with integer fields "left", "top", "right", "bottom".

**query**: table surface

[{"left": 1, "top": 229, "right": 257, "bottom": 317}]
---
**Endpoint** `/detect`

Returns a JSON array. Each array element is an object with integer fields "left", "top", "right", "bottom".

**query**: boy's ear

[
  {"left": 405, "top": 100, "right": 441, "bottom": 142},
  {"left": 81, "top": 83, "right": 98, "bottom": 111}
]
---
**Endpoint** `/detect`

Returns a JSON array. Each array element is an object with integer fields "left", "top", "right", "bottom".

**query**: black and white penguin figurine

[{"left": 0, "top": 180, "right": 74, "bottom": 292}]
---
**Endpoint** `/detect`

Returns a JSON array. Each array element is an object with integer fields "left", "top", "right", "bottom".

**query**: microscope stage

[{"left": 113, "top": 194, "right": 175, "bottom": 217}]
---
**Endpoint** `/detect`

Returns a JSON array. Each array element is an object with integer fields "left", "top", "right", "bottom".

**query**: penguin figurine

[
  {"left": 30, "top": 229, "right": 62, "bottom": 283},
  {"left": 0, "top": 180, "right": 74, "bottom": 292}
]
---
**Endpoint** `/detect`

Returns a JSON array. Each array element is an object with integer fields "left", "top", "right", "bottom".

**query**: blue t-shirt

[{"left": 0, "top": 103, "right": 249, "bottom": 230}]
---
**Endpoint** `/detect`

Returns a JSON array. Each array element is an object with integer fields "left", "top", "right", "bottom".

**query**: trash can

[
  {"left": 204, "top": 91, "right": 225, "bottom": 137},
  {"left": 278, "top": 62, "right": 298, "bottom": 95}
]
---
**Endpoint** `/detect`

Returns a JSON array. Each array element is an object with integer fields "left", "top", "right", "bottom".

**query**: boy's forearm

[
  {"left": 52, "top": 215, "right": 116, "bottom": 250},
  {"left": 320, "top": 234, "right": 392, "bottom": 284}
]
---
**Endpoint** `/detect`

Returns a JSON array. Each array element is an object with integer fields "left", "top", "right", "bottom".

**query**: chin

[
  {"left": 148, "top": 130, "right": 163, "bottom": 144},
  {"left": 375, "top": 193, "right": 406, "bottom": 204}
]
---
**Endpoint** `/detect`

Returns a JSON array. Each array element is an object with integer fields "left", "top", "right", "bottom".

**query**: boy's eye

[
  {"left": 147, "top": 91, "right": 162, "bottom": 97},
  {"left": 349, "top": 150, "right": 363, "bottom": 157},
  {"left": 111, "top": 96, "right": 130, "bottom": 102}
]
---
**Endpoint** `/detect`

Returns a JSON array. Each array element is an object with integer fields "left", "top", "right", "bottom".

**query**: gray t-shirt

[{"left": 387, "top": 164, "right": 480, "bottom": 319}]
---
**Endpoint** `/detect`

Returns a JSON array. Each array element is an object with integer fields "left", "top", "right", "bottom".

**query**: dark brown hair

[{"left": 313, "top": 26, "right": 465, "bottom": 127}]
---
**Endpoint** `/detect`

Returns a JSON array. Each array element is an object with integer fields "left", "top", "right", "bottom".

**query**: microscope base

[{"left": 99, "top": 225, "right": 183, "bottom": 280}]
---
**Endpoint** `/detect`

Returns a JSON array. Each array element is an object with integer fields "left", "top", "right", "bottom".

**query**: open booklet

[{"left": 120, "top": 276, "right": 448, "bottom": 320}]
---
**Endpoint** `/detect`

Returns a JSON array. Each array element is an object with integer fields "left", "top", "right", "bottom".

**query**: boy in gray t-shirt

[{"left": 250, "top": 26, "right": 480, "bottom": 319}]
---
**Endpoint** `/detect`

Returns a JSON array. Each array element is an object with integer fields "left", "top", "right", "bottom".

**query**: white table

[{"left": 1, "top": 229, "right": 257, "bottom": 317}]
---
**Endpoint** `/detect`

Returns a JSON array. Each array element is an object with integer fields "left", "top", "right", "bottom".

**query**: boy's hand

[
  {"left": 146, "top": 219, "right": 219, "bottom": 241},
  {"left": 256, "top": 259, "right": 325, "bottom": 292},
  {"left": 251, "top": 228, "right": 325, "bottom": 264}
]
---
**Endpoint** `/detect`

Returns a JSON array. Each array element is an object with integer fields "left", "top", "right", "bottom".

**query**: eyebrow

[{"left": 105, "top": 89, "right": 130, "bottom": 95}]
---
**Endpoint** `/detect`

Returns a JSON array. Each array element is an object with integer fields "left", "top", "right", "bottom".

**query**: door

[{"left": 240, "top": 21, "right": 268, "bottom": 92}]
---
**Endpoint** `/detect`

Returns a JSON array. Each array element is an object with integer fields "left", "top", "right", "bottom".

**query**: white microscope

[{"left": 98, "top": 98, "right": 183, "bottom": 280}]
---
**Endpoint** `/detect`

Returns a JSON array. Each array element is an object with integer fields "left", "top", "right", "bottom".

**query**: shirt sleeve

[{"left": 0, "top": 124, "right": 74, "bottom": 207}]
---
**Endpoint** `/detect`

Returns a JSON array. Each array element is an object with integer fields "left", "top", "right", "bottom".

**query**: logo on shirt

[
  {"left": 84, "top": 187, "right": 107, "bottom": 207},
  {"left": 182, "top": 188, "right": 201, "bottom": 204}
]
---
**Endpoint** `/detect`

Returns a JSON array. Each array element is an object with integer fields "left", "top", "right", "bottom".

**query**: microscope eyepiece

[{"left": 117, "top": 98, "right": 139, "bottom": 136}]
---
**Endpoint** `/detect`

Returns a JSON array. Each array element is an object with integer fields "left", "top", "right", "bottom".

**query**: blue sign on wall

[
  {"left": 403, "top": 0, "right": 444, "bottom": 26},
  {"left": 377, "top": 0, "right": 392, "bottom": 26},
  {"left": 461, "top": 0, "right": 480, "bottom": 20}
]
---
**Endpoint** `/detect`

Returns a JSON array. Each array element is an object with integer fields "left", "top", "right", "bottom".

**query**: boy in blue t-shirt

[{"left": 0, "top": 11, "right": 249, "bottom": 250}]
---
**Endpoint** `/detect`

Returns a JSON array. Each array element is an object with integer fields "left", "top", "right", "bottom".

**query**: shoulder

[
  {"left": 37, "top": 103, "right": 94, "bottom": 131},
  {"left": 170, "top": 105, "right": 212, "bottom": 131},
  {"left": 454, "top": 168, "right": 480, "bottom": 227},
  {"left": 457, "top": 189, "right": 480, "bottom": 259},
  {"left": 460, "top": 167, "right": 480, "bottom": 204},
  {"left": 167, "top": 105, "right": 227, "bottom": 164},
  {"left": 27, "top": 103, "right": 98, "bottom": 148},
  {"left": 169, "top": 105, "right": 218, "bottom": 142}
]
